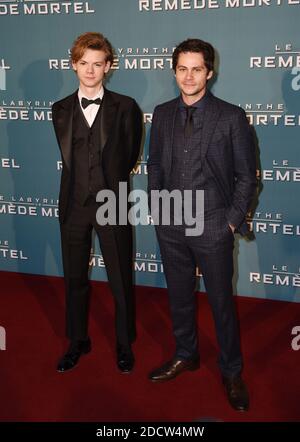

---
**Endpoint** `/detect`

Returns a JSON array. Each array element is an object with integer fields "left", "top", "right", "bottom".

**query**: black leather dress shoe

[
  {"left": 116, "top": 344, "right": 134, "bottom": 373},
  {"left": 149, "top": 357, "right": 200, "bottom": 382},
  {"left": 57, "top": 338, "right": 91, "bottom": 373},
  {"left": 222, "top": 375, "right": 249, "bottom": 411}
]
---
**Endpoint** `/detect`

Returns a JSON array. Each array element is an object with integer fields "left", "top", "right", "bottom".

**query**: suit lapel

[
  {"left": 54, "top": 92, "right": 76, "bottom": 170},
  {"left": 165, "top": 98, "right": 179, "bottom": 174},
  {"left": 200, "top": 93, "right": 221, "bottom": 163},
  {"left": 100, "top": 89, "right": 119, "bottom": 152}
]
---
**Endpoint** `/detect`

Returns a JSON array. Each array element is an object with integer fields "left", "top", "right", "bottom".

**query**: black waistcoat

[
  {"left": 168, "top": 107, "right": 224, "bottom": 212},
  {"left": 71, "top": 99, "right": 106, "bottom": 205}
]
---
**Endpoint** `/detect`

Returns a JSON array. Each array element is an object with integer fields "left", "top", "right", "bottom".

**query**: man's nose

[{"left": 186, "top": 70, "right": 194, "bottom": 79}]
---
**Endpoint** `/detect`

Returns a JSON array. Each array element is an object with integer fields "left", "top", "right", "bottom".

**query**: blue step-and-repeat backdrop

[{"left": 0, "top": 0, "right": 299, "bottom": 302}]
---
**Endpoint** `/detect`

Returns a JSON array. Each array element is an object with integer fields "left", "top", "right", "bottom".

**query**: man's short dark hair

[{"left": 172, "top": 38, "right": 215, "bottom": 72}]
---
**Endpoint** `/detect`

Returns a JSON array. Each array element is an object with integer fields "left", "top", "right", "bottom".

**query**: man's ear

[
  {"left": 104, "top": 61, "right": 111, "bottom": 74},
  {"left": 72, "top": 61, "right": 77, "bottom": 72},
  {"left": 207, "top": 70, "right": 213, "bottom": 80}
]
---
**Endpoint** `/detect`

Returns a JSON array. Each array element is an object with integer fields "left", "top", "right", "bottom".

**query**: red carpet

[{"left": 0, "top": 271, "right": 299, "bottom": 422}]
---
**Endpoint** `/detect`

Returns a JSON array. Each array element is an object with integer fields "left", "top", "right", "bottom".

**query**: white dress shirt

[{"left": 78, "top": 87, "right": 104, "bottom": 127}]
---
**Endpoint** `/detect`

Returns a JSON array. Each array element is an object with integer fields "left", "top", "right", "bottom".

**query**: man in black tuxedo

[
  {"left": 148, "top": 39, "right": 256, "bottom": 411},
  {"left": 52, "top": 32, "right": 142, "bottom": 374}
]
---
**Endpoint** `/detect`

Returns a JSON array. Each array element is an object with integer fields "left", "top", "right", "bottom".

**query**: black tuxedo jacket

[
  {"left": 148, "top": 92, "right": 257, "bottom": 235},
  {"left": 52, "top": 88, "right": 142, "bottom": 223}
]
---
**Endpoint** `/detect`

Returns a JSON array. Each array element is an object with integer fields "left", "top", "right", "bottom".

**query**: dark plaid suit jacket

[{"left": 148, "top": 92, "right": 257, "bottom": 235}]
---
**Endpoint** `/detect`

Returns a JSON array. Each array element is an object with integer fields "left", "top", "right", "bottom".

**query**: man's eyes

[
  {"left": 79, "top": 62, "right": 103, "bottom": 66},
  {"left": 178, "top": 68, "right": 203, "bottom": 72}
]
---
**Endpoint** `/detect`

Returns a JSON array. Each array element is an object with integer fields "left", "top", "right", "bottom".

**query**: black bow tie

[{"left": 81, "top": 97, "right": 101, "bottom": 109}]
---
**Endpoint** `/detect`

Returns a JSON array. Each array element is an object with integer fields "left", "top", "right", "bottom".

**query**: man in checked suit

[
  {"left": 147, "top": 39, "right": 256, "bottom": 411},
  {"left": 52, "top": 32, "right": 142, "bottom": 374}
]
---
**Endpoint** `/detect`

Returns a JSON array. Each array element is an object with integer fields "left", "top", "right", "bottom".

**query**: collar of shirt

[
  {"left": 78, "top": 87, "right": 104, "bottom": 127},
  {"left": 179, "top": 91, "right": 208, "bottom": 111},
  {"left": 78, "top": 87, "right": 104, "bottom": 108}
]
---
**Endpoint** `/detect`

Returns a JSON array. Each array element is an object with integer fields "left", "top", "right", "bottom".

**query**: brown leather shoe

[
  {"left": 222, "top": 375, "right": 249, "bottom": 411},
  {"left": 149, "top": 358, "right": 199, "bottom": 382}
]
